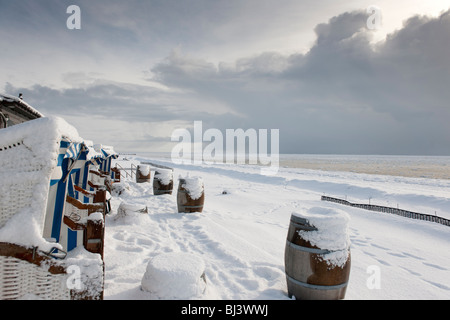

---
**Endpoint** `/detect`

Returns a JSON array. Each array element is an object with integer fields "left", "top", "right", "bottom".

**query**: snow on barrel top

[
  {"left": 138, "top": 164, "right": 150, "bottom": 177},
  {"left": 154, "top": 168, "right": 173, "bottom": 185},
  {"left": 293, "top": 206, "right": 351, "bottom": 268},
  {"left": 179, "top": 176, "right": 204, "bottom": 200}
]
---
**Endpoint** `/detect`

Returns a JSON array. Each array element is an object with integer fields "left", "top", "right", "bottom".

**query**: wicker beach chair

[
  {"left": 0, "top": 243, "right": 70, "bottom": 300},
  {"left": 0, "top": 117, "right": 107, "bottom": 300},
  {"left": 0, "top": 121, "right": 73, "bottom": 300}
]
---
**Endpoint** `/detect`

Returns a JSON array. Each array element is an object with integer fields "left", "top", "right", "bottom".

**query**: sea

[{"left": 123, "top": 152, "right": 450, "bottom": 180}]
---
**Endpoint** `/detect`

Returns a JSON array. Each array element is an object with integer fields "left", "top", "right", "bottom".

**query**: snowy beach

[
  {"left": 103, "top": 154, "right": 450, "bottom": 300},
  {"left": 2, "top": 0, "right": 450, "bottom": 305}
]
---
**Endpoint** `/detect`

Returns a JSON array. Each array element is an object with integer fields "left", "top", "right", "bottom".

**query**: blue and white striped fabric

[
  {"left": 43, "top": 138, "right": 71, "bottom": 243},
  {"left": 101, "top": 149, "right": 118, "bottom": 159},
  {"left": 43, "top": 139, "right": 90, "bottom": 253},
  {"left": 64, "top": 142, "right": 83, "bottom": 160},
  {"left": 99, "top": 147, "right": 119, "bottom": 174},
  {"left": 88, "top": 156, "right": 103, "bottom": 167}
]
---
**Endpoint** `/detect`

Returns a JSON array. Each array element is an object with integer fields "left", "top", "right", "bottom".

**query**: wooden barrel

[
  {"left": 177, "top": 178, "right": 204, "bottom": 213},
  {"left": 136, "top": 165, "right": 151, "bottom": 183},
  {"left": 284, "top": 213, "right": 351, "bottom": 300},
  {"left": 153, "top": 169, "right": 174, "bottom": 195}
]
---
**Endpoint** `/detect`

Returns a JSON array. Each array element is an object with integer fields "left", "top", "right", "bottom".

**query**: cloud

[
  {"left": 147, "top": 9, "right": 450, "bottom": 155},
  {"left": 3, "top": 72, "right": 242, "bottom": 152},
  {"left": 3, "top": 6, "right": 450, "bottom": 155}
]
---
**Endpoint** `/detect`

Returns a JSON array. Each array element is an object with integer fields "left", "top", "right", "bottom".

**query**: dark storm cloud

[{"left": 150, "top": 10, "right": 450, "bottom": 155}]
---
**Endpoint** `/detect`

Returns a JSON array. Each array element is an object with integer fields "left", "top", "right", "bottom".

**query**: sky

[{"left": 1, "top": 0, "right": 450, "bottom": 155}]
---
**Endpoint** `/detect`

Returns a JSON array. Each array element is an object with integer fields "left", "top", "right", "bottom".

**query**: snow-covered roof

[{"left": 0, "top": 93, "right": 44, "bottom": 119}]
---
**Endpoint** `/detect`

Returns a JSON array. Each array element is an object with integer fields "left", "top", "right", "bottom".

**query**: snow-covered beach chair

[
  {"left": 97, "top": 145, "right": 119, "bottom": 175},
  {"left": 43, "top": 134, "right": 107, "bottom": 256},
  {"left": 69, "top": 143, "right": 112, "bottom": 213},
  {"left": 0, "top": 117, "right": 104, "bottom": 300},
  {"left": 92, "top": 144, "right": 119, "bottom": 191}
]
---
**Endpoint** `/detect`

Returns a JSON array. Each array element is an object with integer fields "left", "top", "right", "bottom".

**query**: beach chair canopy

[
  {"left": 98, "top": 144, "right": 119, "bottom": 159},
  {"left": 93, "top": 144, "right": 118, "bottom": 174}
]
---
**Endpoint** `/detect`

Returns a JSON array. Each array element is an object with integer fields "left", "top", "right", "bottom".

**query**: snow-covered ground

[{"left": 103, "top": 155, "right": 450, "bottom": 300}]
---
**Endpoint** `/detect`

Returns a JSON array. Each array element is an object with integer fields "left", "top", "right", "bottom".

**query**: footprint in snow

[
  {"left": 112, "top": 232, "right": 127, "bottom": 241},
  {"left": 421, "top": 280, "right": 450, "bottom": 291},
  {"left": 370, "top": 243, "right": 390, "bottom": 251},
  {"left": 116, "top": 244, "right": 144, "bottom": 253},
  {"left": 350, "top": 238, "right": 369, "bottom": 247},
  {"left": 362, "top": 250, "right": 376, "bottom": 257},
  {"left": 136, "top": 238, "right": 154, "bottom": 247},
  {"left": 374, "top": 258, "right": 391, "bottom": 266},
  {"left": 253, "top": 265, "right": 284, "bottom": 282},
  {"left": 422, "top": 262, "right": 448, "bottom": 271},
  {"left": 401, "top": 252, "right": 425, "bottom": 261},
  {"left": 387, "top": 252, "right": 407, "bottom": 258},
  {"left": 400, "top": 266, "right": 421, "bottom": 277}
]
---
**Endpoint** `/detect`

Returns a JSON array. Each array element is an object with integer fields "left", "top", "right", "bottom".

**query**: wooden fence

[
  {"left": 321, "top": 196, "right": 450, "bottom": 227},
  {"left": 114, "top": 163, "right": 137, "bottom": 179}
]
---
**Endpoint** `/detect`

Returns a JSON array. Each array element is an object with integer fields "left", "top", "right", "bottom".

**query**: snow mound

[
  {"left": 116, "top": 201, "right": 148, "bottom": 219},
  {"left": 64, "top": 246, "right": 104, "bottom": 300},
  {"left": 293, "top": 206, "right": 351, "bottom": 268},
  {"left": 141, "top": 252, "right": 207, "bottom": 299}
]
